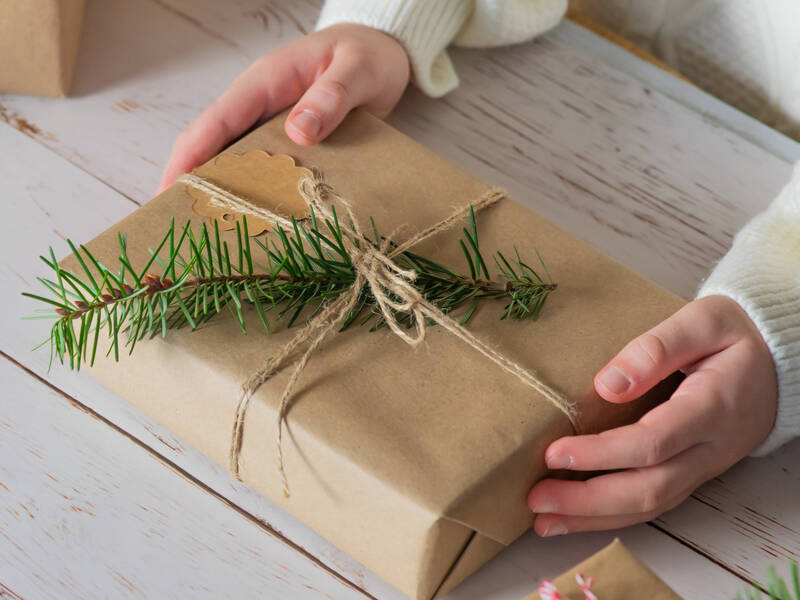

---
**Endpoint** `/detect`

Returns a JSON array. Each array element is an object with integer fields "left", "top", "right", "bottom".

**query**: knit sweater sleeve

[
  {"left": 697, "top": 164, "right": 800, "bottom": 456},
  {"left": 316, "top": 0, "right": 567, "bottom": 97}
]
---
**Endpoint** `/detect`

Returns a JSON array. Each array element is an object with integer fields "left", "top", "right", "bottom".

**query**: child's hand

[
  {"left": 157, "top": 23, "right": 410, "bottom": 193},
  {"left": 528, "top": 295, "right": 778, "bottom": 536}
]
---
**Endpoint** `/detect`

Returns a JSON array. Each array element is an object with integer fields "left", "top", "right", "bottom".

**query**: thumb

[
  {"left": 594, "top": 299, "right": 732, "bottom": 403},
  {"left": 284, "top": 50, "right": 377, "bottom": 145}
]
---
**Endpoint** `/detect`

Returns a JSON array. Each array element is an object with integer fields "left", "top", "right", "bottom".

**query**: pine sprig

[
  {"left": 736, "top": 561, "right": 800, "bottom": 600},
  {"left": 23, "top": 207, "right": 556, "bottom": 370}
]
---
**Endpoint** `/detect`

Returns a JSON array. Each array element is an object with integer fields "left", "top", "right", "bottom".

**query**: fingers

[
  {"left": 158, "top": 25, "right": 410, "bottom": 194},
  {"left": 594, "top": 297, "right": 739, "bottom": 403},
  {"left": 544, "top": 367, "right": 725, "bottom": 471},
  {"left": 527, "top": 295, "right": 776, "bottom": 537},
  {"left": 284, "top": 47, "right": 381, "bottom": 145},
  {"left": 530, "top": 445, "right": 704, "bottom": 517},
  {"left": 529, "top": 443, "right": 714, "bottom": 535},
  {"left": 157, "top": 48, "right": 308, "bottom": 193},
  {"left": 533, "top": 512, "right": 658, "bottom": 537}
]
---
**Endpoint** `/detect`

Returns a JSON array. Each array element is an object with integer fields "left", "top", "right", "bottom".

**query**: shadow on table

[{"left": 71, "top": 0, "right": 239, "bottom": 97}]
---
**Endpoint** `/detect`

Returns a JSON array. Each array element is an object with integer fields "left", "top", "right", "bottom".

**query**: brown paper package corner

[
  {"left": 0, "top": 0, "right": 85, "bottom": 97},
  {"left": 60, "top": 109, "right": 685, "bottom": 600},
  {"left": 526, "top": 539, "right": 684, "bottom": 599}
]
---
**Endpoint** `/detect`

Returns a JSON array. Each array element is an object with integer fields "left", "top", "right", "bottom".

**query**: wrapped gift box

[
  {"left": 0, "top": 0, "right": 85, "bottom": 97},
  {"left": 528, "top": 539, "right": 683, "bottom": 599},
  {"left": 59, "top": 110, "right": 684, "bottom": 599}
]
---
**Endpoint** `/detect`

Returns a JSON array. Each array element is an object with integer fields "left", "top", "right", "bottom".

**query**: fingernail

[
  {"left": 531, "top": 500, "right": 558, "bottom": 514},
  {"left": 546, "top": 453, "right": 573, "bottom": 470},
  {"left": 543, "top": 522, "right": 568, "bottom": 537},
  {"left": 598, "top": 366, "right": 631, "bottom": 395},
  {"left": 289, "top": 110, "right": 321, "bottom": 139}
]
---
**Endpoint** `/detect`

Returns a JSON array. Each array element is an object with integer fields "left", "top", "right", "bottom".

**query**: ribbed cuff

[
  {"left": 316, "top": 0, "right": 471, "bottom": 97},
  {"left": 697, "top": 170, "right": 800, "bottom": 456}
]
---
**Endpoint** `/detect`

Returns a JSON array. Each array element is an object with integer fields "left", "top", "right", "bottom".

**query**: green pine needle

[
  {"left": 735, "top": 561, "right": 800, "bottom": 600},
  {"left": 24, "top": 209, "right": 557, "bottom": 371}
]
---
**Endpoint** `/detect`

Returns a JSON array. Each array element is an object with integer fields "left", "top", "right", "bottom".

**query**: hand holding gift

[
  {"left": 529, "top": 294, "right": 778, "bottom": 536},
  {"left": 158, "top": 23, "right": 410, "bottom": 193}
]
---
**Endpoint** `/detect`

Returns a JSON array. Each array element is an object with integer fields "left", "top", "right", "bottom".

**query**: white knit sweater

[{"left": 316, "top": 0, "right": 800, "bottom": 455}]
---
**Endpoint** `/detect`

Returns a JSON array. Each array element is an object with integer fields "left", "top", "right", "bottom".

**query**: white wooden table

[{"left": 2, "top": 2, "right": 799, "bottom": 599}]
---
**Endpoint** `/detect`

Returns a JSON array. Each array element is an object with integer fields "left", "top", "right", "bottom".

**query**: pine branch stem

[
  {"left": 52, "top": 271, "right": 556, "bottom": 322},
  {"left": 27, "top": 210, "right": 558, "bottom": 370}
]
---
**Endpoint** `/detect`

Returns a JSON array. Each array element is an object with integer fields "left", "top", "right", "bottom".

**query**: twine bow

[{"left": 179, "top": 170, "right": 577, "bottom": 497}]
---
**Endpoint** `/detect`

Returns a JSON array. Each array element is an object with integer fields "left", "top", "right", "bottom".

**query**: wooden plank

[
  {"left": 654, "top": 446, "right": 800, "bottom": 585},
  {"left": 388, "top": 42, "right": 793, "bottom": 298},
  {"left": 2, "top": 0, "right": 799, "bottom": 594},
  {"left": 557, "top": 21, "right": 800, "bottom": 165},
  {"left": 0, "top": 354, "right": 369, "bottom": 600}
]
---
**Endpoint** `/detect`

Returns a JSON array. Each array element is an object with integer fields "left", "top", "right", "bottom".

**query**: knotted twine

[{"left": 178, "top": 171, "right": 578, "bottom": 497}]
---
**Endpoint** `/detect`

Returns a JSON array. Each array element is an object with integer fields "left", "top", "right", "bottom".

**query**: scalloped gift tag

[{"left": 186, "top": 150, "right": 312, "bottom": 236}]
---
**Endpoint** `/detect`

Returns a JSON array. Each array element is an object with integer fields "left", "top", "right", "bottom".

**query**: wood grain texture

[
  {"left": 0, "top": 354, "right": 370, "bottom": 600},
  {"left": 1, "top": 0, "right": 799, "bottom": 597},
  {"left": 0, "top": 0, "right": 323, "bottom": 204}
]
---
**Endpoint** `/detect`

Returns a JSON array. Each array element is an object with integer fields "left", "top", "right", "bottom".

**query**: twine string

[{"left": 178, "top": 171, "right": 577, "bottom": 498}]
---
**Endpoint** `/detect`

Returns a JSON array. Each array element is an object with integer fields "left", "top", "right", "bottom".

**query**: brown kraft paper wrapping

[
  {"left": 527, "top": 539, "right": 683, "bottom": 599},
  {"left": 60, "top": 110, "right": 685, "bottom": 600},
  {"left": 0, "top": 0, "right": 85, "bottom": 97}
]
